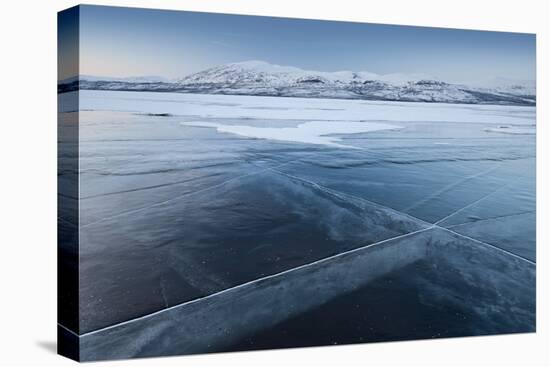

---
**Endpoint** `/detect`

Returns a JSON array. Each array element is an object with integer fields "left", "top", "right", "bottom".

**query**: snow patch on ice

[
  {"left": 77, "top": 90, "right": 536, "bottom": 125},
  {"left": 181, "top": 120, "right": 403, "bottom": 148}
]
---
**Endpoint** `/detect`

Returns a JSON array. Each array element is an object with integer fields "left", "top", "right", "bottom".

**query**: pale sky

[{"left": 61, "top": 5, "right": 536, "bottom": 83}]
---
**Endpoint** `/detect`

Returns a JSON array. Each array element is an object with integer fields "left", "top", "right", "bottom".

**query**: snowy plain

[{"left": 74, "top": 90, "right": 535, "bottom": 125}]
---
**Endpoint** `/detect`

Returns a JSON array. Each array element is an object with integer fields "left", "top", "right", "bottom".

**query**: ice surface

[
  {"left": 78, "top": 227, "right": 534, "bottom": 361},
  {"left": 73, "top": 91, "right": 536, "bottom": 353},
  {"left": 79, "top": 169, "right": 426, "bottom": 332}
]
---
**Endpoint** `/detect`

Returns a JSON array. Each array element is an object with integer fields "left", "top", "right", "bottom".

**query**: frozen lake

[{"left": 59, "top": 90, "right": 535, "bottom": 353}]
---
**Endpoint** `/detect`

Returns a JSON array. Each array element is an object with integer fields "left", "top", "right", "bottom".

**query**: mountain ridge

[{"left": 59, "top": 61, "right": 536, "bottom": 106}]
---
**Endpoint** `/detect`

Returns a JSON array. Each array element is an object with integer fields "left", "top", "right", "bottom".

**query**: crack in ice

[
  {"left": 403, "top": 163, "right": 503, "bottom": 212},
  {"left": 444, "top": 210, "right": 535, "bottom": 228},
  {"left": 268, "top": 167, "right": 534, "bottom": 265},
  {"left": 433, "top": 183, "right": 511, "bottom": 226},
  {"left": 80, "top": 154, "right": 317, "bottom": 228},
  {"left": 73, "top": 226, "right": 436, "bottom": 338}
]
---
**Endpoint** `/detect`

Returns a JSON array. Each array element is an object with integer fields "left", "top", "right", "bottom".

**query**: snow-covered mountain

[
  {"left": 59, "top": 61, "right": 536, "bottom": 106},
  {"left": 467, "top": 77, "right": 536, "bottom": 98}
]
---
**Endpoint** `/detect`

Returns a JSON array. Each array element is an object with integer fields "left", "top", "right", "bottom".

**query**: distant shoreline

[{"left": 57, "top": 84, "right": 536, "bottom": 107}]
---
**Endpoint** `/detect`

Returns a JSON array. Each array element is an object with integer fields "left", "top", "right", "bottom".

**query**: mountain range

[{"left": 59, "top": 60, "right": 536, "bottom": 106}]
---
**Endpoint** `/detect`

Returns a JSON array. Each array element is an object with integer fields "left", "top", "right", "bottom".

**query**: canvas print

[{"left": 58, "top": 5, "right": 536, "bottom": 362}]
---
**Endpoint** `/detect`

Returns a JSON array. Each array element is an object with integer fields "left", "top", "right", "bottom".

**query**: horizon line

[{"left": 61, "top": 59, "right": 537, "bottom": 85}]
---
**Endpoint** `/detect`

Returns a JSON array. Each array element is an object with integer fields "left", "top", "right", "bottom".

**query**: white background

[{"left": 0, "top": 0, "right": 547, "bottom": 365}]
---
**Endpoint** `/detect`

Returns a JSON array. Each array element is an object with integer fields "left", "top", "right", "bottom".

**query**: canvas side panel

[{"left": 57, "top": 5, "right": 80, "bottom": 362}]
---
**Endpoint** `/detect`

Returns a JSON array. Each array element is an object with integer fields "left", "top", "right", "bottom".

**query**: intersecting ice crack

[
  {"left": 61, "top": 168, "right": 535, "bottom": 337},
  {"left": 70, "top": 136, "right": 534, "bottom": 337},
  {"left": 63, "top": 225, "right": 436, "bottom": 338},
  {"left": 267, "top": 167, "right": 534, "bottom": 265},
  {"left": 62, "top": 205, "right": 534, "bottom": 338},
  {"left": 267, "top": 167, "right": 433, "bottom": 228}
]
